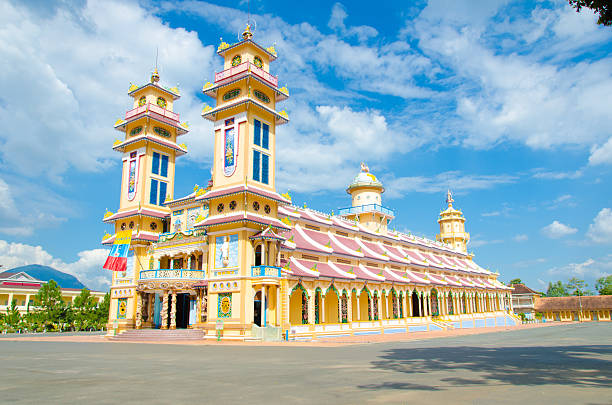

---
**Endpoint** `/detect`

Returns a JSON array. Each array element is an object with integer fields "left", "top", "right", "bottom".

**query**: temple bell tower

[
  {"left": 196, "top": 25, "right": 291, "bottom": 337},
  {"left": 436, "top": 189, "right": 470, "bottom": 253},
  {"left": 103, "top": 69, "right": 189, "bottom": 329}
]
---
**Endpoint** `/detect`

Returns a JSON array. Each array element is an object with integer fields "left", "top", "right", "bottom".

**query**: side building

[
  {"left": 535, "top": 296, "right": 612, "bottom": 322},
  {"left": 102, "top": 26, "right": 517, "bottom": 340},
  {"left": 0, "top": 270, "right": 106, "bottom": 314}
]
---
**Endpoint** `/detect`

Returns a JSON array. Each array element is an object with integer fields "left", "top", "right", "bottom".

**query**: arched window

[{"left": 254, "top": 244, "right": 263, "bottom": 266}]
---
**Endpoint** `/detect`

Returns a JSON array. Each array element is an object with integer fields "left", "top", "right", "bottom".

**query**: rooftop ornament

[
  {"left": 128, "top": 83, "right": 138, "bottom": 92},
  {"left": 203, "top": 81, "right": 213, "bottom": 90},
  {"left": 278, "top": 86, "right": 289, "bottom": 95},
  {"left": 266, "top": 45, "right": 277, "bottom": 56},
  {"left": 242, "top": 24, "right": 253, "bottom": 40},
  {"left": 202, "top": 104, "right": 213, "bottom": 114},
  {"left": 102, "top": 233, "right": 112, "bottom": 241},
  {"left": 151, "top": 68, "right": 160, "bottom": 84},
  {"left": 103, "top": 209, "right": 114, "bottom": 219},
  {"left": 218, "top": 37, "right": 230, "bottom": 52}
]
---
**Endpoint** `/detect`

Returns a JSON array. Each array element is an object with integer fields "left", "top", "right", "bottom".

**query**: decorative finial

[
  {"left": 446, "top": 189, "right": 454, "bottom": 207},
  {"left": 360, "top": 162, "right": 369, "bottom": 173},
  {"left": 242, "top": 24, "right": 253, "bottom": 40},
  {"left": 151, "top": 68, "right": 160, "bottom": 84}
]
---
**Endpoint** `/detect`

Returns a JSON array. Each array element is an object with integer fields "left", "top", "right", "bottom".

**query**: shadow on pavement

[{"left": 359, "top": 345, "right": 612, "bottom": 391}]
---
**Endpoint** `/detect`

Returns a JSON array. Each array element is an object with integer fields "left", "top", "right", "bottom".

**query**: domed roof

[{"left": 346, "top": 162, "right": 384, "bottom": 193}]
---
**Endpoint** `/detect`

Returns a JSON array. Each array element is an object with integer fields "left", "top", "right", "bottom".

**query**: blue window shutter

[
  {"left": 262, "top": 153, "right": 269, "bottom": 184},
  {"left": 150, "top": 179, "right": 158, "bottom": 205},
  {"left": 160, "top": 154, "right": 169, "bottom": 177},
  {"left": 253, "top": 150, "right": 260, "bottom": 181},
  {"left": 159, "top": 181, "right": 167, "bottom": 205},
  {"left": 152, "top": 152, "right": 160, "bottom": 175},
  {"left": 254, "top": 119, "right": 261, "bottom": 146},
  {"left": 262, "top": 123, "right": 269, "bottom": 149}
]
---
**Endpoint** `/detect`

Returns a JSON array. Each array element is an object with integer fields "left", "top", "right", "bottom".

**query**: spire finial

[
  {"left": 446, "top": 189, "right": 454, "bottom": 207},
  {"left": 151, "top": 47, "right": 160, "bottom": 83},
  {"left": 360, "top": 162, "right": 369, "bottom": 173}
]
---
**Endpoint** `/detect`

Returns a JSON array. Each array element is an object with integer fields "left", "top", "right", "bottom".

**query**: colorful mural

[
  {"left": 215, "top": 234, "right": 238, "bottom": 268},
  {"left": 218, "top": 293, "right": 232, "bottom": 318}
]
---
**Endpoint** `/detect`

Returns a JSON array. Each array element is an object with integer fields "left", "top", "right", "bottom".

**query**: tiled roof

[
  {"left": 511, "top": 284, "right": 541, "bottom": 295},
  {"left": 534, "top": 295, "right": 612, "bottom": 311}
]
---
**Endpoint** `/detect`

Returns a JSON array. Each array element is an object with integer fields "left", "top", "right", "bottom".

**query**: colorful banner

[
  {"left": 223, "top": 126, "right": 237, "bottom": 177},
  {"left": 127, "top": 152, "right": 138, "bottom": 201},
  {"left": 103, "top": 230, "right": 132, "bottom": 272}
]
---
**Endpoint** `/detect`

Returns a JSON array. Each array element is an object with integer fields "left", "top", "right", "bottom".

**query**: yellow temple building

[{"left": 102, "top": 26, "right": 517, "bottom": 340}]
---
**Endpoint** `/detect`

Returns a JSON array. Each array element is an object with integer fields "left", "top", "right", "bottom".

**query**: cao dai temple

[{"left": 102, "top": 26, "right": 518, "bottom": 340}]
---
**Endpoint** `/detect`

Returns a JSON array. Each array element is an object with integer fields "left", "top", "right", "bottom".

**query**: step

[{"left": 109, "top": 328, "right": 205, "bottom": 341}]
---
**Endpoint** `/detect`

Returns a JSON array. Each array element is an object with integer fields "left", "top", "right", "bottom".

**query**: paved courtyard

[{"left": 0, "top": 323, "right": 610, "bottom": 404}]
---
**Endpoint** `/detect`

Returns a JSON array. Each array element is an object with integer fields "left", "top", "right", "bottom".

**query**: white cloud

[
  {"left": 589, "top": 137, "right": 612, "bottom": 165},
  {"left": 514, "top": 234, "right": 528, "bottom": 242},
  {"left": 0, "top": 176, "right": 68, "bottom": 236},
  {"left": 412, "top": 1, "right": 612, "bottom": 152},
  {"left": 586, "top": 208, "right": 612, "bottom": 244},
  {"left": 546, "top": 255, "right": 612, "bottom": 280},
  {"left": 0, "top": 240, "right": 110, "bottom": 291},
  {"left": 0, "top": 0, "right": 215, "bottom": 180},
  {"left": 541, "top": 220, "right": 578, "bottom": 239},
  {"left": 470, "top": 238, "right": 503, "bottom": 248},
  {"left": 385, "top": 171, "right": 516, "bottom": 198},
  {"left": 532, "top": 169, "right": 583, "bottom": 180}
]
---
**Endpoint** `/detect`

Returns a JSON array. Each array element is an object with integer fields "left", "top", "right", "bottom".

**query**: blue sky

[{"left": 0, "top": 0, "right": 611, "bottom": 292}]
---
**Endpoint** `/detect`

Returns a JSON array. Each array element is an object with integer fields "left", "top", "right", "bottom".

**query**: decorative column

[
  {"left": 321, "top": 294, "right": 326, "bottom": 324},
  {"left": 347, "top": 292, "right": 353, "bottom": 323},
  {"left": 135, "top": 292, "right": 143, "bottom": 329},
  {"left": 161, "top": 291, "right": 169, "bottom": 329},
  {"left": 308, "top": 290, "right": 315, "bottom": 325},
  {"left": 170, "top": 291, "right": 177, "bottom": 329},
  {"left": 356, "top": 293, "right": 361, "bottom": 321},
  {"left": 260, "top": 285, "right": 266, "bottom": 327},
  {"left": 384, "top": 292, "right": 389, "bottom": 320},
  {"left": 400, "top": 292, "right": 405, "bottom": 319},
  {"left": 149, "top": 294, "right": 155, "bottom": 325},
  {"left": 408, "top": 293, "right": 413, "bottom": 317},
  {"left": 196, "top": 290, "right": 202, "bottom": 324}
]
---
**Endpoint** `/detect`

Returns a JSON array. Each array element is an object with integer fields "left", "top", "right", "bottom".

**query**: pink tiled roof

[
  {"left": 327, "top": 232, "right": 363, "bottom": 257},
  {"left": 358, "top": 240, "right": 388, "bottom": 261},
  {"left": 194, "top": 212, "right": 290, "bottom": 231},
  {"left": 406, "top": 270, "right": 431, "bottom": 284},
  {"left": 195, "top": 184, "right": 291, "bottom": 204},
  {"left": 383, "top": 268, "right": 410, "bottom": 284},
  {"left": 357, "top": 264, "right": 386, "bottom": 282},
  {"left": 103, "top": 207, "right": 169, "bottom": 223},
  {"left": 426, "top": 272, "right": 448, "bottom": 286},
  {"left": 287, "top": 257, "right": 319, "bottom": 278}
]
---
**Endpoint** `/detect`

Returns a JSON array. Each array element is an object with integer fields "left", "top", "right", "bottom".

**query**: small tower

[
  {"left": 436, "top": 189, "right": 470, "bottom": 253},
  {"left": 103, "top": 68, "right": 189, "bottom": 330},
  {"left": 340, "top": 162, "right": 394, "bottom": 233}
]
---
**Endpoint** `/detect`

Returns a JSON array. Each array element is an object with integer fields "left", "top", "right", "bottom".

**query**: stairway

[{"left": 109, "top": 328, "right": 205, "bottom": 341}]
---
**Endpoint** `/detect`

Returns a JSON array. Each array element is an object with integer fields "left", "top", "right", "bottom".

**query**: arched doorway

[
  {"left": 254, "top": 291, "right": 262, "bottom": 326},
  {"left": 359, "top": 288, "right": 370, "bottom": 321},
  {"left": 462, "top": 293, "right": 467, "bottom": 314},
  {"left": 325, "top": 287, "right": 339, "bottom": 324},
  {"left": 412, "top": 290, "right": 420, "bottom": 317},
  {"left": 447, "top": 292, "right": 454, "bottom": 315},
  {"left": 430, "top": 289, "right": 439, "bottom": 316},
  {"left": 289, "top": 284, "right": 308, "bottom": 325}
]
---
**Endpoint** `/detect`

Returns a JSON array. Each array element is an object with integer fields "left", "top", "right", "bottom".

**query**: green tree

[
  {"left": 93, "top": 293, "right": 110, "bottom": 330},
  {"left": 509, "top": 278, "right": 523, "bottom": 285},
  {"left": 595, "top": 275, "right": 612, "bottom": 295},
  {"left": 566, "top": 277, "right": 590, "bottom": 296},
  {"left": 72, "top": 288, "right": 97, "bottom": 331},
  {"left": 569, "top": 1, "right": 612, "bottom": 26},
  {"left": 5, "top": 299, "right": 22, "bottom": 329},
  {"left": 546, "top": 281, "right": 569, "bottom": 297},
  {"left": 33, "top": 279, "right": 71, "bottom": 330}
]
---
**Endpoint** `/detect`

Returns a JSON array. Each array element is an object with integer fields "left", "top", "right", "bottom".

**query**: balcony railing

[
  {"left": 251, "top": 265, "right": 282, "bottom": 278},
  {"left": 214, "top": 62, "right": 278, "bottom": 87},
  {"left": 338, "top": 204, "right": 395, "bottom": 217},
  {"left": 125, "top": 103, "right": 180, "bottom": 122},
  {"left": 139, "top": 269, "right": 205, "bottom": 280}
]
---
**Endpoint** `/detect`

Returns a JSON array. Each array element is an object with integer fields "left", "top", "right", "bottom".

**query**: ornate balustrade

[
  {"left": 139, "top": 269, "right": 205, "bottom": 280},
  {"left": 125, "top": 103, "right": 180, "bottom": 122},
  {"left": 251, "top": 265, "right": 282, "bottom": 278},
  {"left": 338, "top": 204, "right": 395, "bottom": 217},
  {"left": 214, "top": 62, "right": 278, "bottom": 87}
]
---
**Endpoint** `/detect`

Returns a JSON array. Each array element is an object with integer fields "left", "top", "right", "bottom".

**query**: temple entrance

[
  {"left": 412, "top": 291, "right": 420, "bottom": 317},
  {"left": 254, "top": 291, "right": 262, "bottom": 326},
  {"left": 165, "top": 293, "right": 191, "bottom": 329}
]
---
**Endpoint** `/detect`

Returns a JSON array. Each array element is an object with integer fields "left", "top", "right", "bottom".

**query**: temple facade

[{"left": 103, "top": 26, "right": 517, "bottom": 340}]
